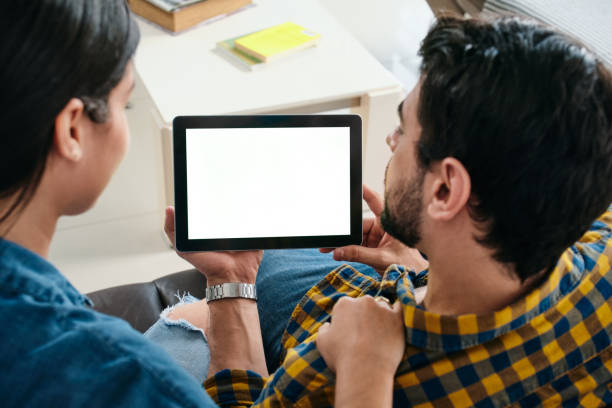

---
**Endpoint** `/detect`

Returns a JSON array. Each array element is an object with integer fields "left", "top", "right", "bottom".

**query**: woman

[{"left": 0, "top": 1, "right": 404, "bottom": 406}]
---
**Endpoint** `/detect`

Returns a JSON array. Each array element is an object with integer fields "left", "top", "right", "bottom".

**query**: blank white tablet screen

[{"left": 186, "top": 127, "right": 351, "bottom": 239}]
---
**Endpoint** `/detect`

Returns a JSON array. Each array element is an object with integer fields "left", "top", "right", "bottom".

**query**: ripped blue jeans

[
  {"left": 144, "top": 249, "right": 377, "bottom": 381},
  {"left": 144, "top": 294, "right": 211, "bottom": 382}
]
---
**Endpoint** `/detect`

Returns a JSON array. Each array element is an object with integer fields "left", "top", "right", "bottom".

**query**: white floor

[{"left": 48, "top": 0, "right": 435, "bottom": 293}]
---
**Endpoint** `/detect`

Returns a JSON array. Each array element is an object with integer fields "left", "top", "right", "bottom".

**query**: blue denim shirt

[{"left": 0, "top": 239, "right": 218, "bottom": 407}]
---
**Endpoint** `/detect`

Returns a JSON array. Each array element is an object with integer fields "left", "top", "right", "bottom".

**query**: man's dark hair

[
  {"left": 0, "top": 0, "right": 140, "bottom": 230},
  {"left": 417, "top": 17, "right": 612, "bottom": 281}
]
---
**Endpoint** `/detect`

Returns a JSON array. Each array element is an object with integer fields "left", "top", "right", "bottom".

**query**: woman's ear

[
  {"left": 427, "top": 158, "right": 471, "bottom": 221},
  {"left": 53, "top": 98, "right": 86, "bottom": 162}
]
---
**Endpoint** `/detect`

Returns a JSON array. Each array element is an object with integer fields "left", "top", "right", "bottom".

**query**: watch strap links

[{"left": 205, "top": 282, "right": 257, "bottom": 302}]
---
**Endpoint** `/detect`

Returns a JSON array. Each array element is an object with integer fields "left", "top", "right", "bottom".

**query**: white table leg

[
  {"left": 160, "top": 124, "right": 174, "bottom": 208},
  {"left": 353, "top": 86, "right": 404, "bottom": 198}
]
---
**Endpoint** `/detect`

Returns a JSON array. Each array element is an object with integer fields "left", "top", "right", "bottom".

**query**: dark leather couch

[{"left": 87, "top": 269, "right": 207, "bottom": 333}]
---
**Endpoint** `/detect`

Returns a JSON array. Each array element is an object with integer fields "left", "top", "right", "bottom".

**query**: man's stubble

[{"left": 380, "top": 161, "right": 426, "bottom": 248}]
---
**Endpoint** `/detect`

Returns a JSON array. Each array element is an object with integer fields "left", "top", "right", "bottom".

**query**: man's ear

[
  {"left": 427, "top": 158, "right": 471, "bottom": 221},
  {"left": 53, "top": 98, "right": 86, "bottom": 162}
]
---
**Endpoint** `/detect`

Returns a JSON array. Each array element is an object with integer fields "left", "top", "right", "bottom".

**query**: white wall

[{"left": 319, "top": 0, "right": 435, "bottom": 87}]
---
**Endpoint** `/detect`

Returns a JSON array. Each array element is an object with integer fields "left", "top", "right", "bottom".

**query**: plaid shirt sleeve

[
  {"left": 204, "top": 337, "right": 336, "bottom": 407},
  {"left": 203, "top": 369, "right": 267, "bottom": 407}
]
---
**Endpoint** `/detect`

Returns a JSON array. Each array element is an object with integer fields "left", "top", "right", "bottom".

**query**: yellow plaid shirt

[{"left": 204, "top": 204, "right": 612, "bottom": 407}]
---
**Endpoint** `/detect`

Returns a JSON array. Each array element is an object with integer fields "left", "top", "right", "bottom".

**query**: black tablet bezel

[{"left": 173, "top": 115, "right": 362, "bottom": 252}]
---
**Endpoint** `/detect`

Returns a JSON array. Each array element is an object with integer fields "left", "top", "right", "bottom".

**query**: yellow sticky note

[{"left": 234, "top": 22, "right": 320, "bottom": 62}]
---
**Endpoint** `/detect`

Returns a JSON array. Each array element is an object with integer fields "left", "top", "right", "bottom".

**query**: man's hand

[
  {"left": 164, "top": 207, "right": 262, "bottom": 285},
  {"left": 320, "top": 185, "right": 428, "bottom": 274},
  {"left": 165, "top": 207, "right": 268, "bottom": 376}
]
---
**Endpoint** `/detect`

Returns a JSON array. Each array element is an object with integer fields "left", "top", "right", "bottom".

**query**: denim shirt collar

[{"left": 0, "top": 239, "right": 92, "bottom": 307}]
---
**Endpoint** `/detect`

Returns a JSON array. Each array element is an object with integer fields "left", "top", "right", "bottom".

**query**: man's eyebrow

[{"left": 397, "top": 100, "right": 404, "bottom": 125}]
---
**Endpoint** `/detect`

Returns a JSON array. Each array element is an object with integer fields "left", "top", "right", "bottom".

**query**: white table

[
  {"left": 49, "top": 0, "right": 402, "bottom": 292},
  {"left": 134, "top": 0, "right": 402, "bottom": 201}
]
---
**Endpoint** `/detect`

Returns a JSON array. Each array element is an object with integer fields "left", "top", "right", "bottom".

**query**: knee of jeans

[{"left": 156, "top": 293, "right": 206, "bottom": 338}]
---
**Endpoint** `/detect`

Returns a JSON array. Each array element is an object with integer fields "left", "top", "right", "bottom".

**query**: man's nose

[{"left": 386, "top": 129, "right": 399, "bottom": 153}]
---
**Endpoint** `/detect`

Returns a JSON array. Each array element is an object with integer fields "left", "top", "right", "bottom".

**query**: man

[{"left": 167, "top": 16, "right": 612, "bottom": 406}]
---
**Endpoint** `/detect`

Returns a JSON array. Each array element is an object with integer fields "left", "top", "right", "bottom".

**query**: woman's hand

[
  {"left": 316, "top": 295, "right": 405, "bottom": 408},
  {"left": 164, "top": 207, "right": 262, "bottom": 285},
  {"left": 320, "top": 185, "right": 428, "bottom": 274},
  {"left": 316, "top": 295, "right": 405, "bottom": 373}
]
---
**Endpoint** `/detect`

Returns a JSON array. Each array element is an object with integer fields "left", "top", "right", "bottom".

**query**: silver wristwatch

[{"left": 205, "top": 282, "right": 257, "bottom": 302}]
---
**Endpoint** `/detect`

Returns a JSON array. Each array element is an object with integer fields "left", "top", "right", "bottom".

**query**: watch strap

[{"left": 205, "top": 282, "right": 257, "bottom": 302}]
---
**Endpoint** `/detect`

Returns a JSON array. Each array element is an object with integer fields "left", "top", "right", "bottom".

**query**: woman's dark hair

[
  {"left": 417, "top": 17, "right": 612, "bottom": 281},
  {"left": 0, "top": 0, "right": 140, "bottom": 230}
]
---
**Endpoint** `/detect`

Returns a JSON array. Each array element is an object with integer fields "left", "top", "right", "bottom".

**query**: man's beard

[{"left": 380, "top": 166, "right": 425, "bottom": 248}]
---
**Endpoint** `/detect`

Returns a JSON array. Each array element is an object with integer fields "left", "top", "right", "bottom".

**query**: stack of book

[
  {"left": 217, "top": 22, "right": 321, "bottom": 70},
  {"left": 128, "top": 0, "right": 252, "bottom": 33}
]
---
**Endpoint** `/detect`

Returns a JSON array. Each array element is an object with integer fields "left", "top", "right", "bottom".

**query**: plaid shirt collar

[
  {"left": 280, "top": 245, "right": 594, "bottom": 356},
  {"left": 398, "top": 243, "right": 597, "bottom": 353}
]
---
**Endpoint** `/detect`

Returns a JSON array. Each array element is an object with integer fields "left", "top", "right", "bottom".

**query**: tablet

[{"left": 173, "top": 115, "right": 362, "bottom": 252}]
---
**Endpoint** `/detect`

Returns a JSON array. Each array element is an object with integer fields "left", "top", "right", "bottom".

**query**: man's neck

[{"left": 421, "top": 238, "right": 537, "bottom": 316}]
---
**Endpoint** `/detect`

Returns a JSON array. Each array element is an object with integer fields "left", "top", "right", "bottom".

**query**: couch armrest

[
  {"left": 87, "top": 269, "right": 207, "bottom": 333},
  {"left": 425, "top": 0, "right": 485, "bottom": 17}
]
